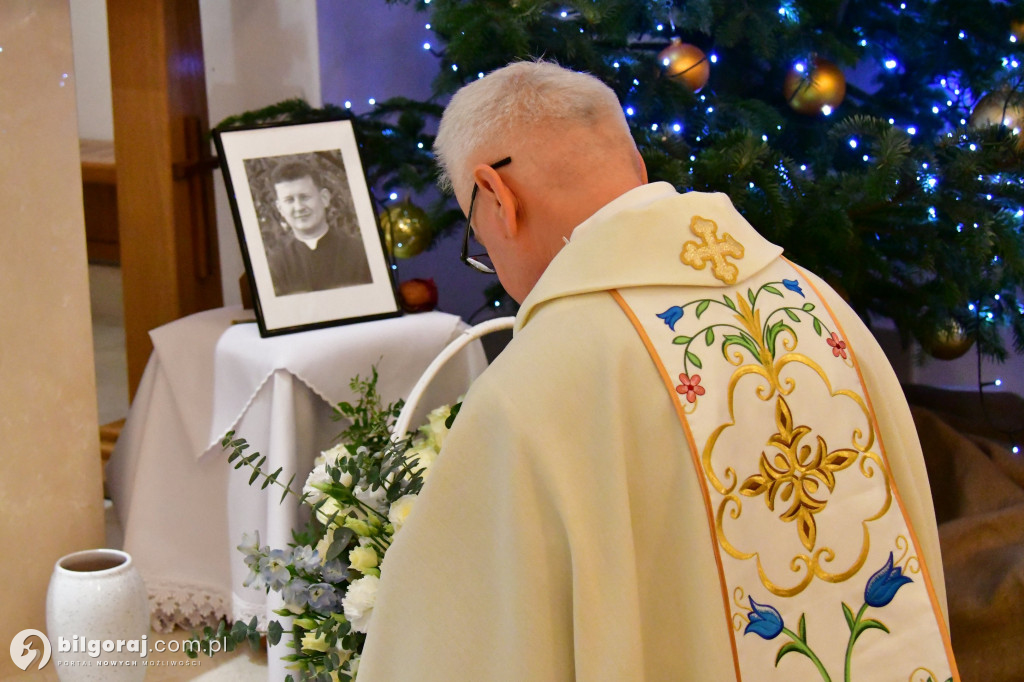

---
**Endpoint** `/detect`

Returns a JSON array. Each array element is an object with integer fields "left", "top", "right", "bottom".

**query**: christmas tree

[{"left": 222, "top": 1, "right": 1024, "bottom": 360}]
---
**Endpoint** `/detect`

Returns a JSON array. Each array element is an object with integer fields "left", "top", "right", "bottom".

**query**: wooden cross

[{"left": 680, "top": 215, "right": 745, "bottom": 284}]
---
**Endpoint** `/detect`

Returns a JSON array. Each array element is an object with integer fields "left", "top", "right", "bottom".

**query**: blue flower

[
  {"left": 657, "top": 306, "right": 685, "bottom": 331},
  {"left": 292, "top": 546, "right": 320, "bottom": 574},
  {"left": 745, "top": 597, "right": 784, "bottom": 640},
  {"left": 259, "top": 550, "right": 292, "bottom": 591},
  {"left": 282, "top": 578, "right": 310, "bottom": 608},
  {"left": 864, "top": 552, "right": 913, "bottom": 608},
  {"left": 321, "top": 559, "right": 348, "bottom": 584},
  {"left": 308, "top": 582, "right": 338, "bottom": 612},
  {"left": 782, "top": 279, "right": 805, "bottom": 297}
]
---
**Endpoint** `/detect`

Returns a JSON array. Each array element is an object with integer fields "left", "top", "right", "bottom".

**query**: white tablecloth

[{"left": 106, "top": 307, "right": 488, "bottom": 644}]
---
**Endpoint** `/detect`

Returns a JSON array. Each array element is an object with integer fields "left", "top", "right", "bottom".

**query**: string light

[
  {"left": 389, "top": 192, "right": 399, "bottom": 201},
  {"left": 344, "top": 101, "right": 352, "bottom": 109}
]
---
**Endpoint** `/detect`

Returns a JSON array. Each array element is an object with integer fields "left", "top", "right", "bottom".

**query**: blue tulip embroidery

[
  {"left": 745, "top": 598, "right": 784, "bottom": 639},
  {"left": 782, "top": 278, "right": 805, "bottom": 297},
  {"left": 741, "top": 552, "right": 941, "bottom": 682},
  {"left": 657, "top": 305, "right": 684, "bottom": 331},
  {"left": 864, "top": 552, "right": 913, "bottom": 607}
]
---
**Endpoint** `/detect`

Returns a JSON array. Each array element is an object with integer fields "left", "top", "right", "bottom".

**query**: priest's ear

[{"left": 472, "top": 163, "right": 519, "bottom": 238}]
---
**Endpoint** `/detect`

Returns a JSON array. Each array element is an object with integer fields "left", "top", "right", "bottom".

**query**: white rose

[
  {"left": 342, "top": 575, "right": 379, "bottom": 633},
  {"left": 354, "top": 484, "right": 388, "bottom": 515},
  {"left": 348, "top": 545, "right": 379, "bottom": 574},
  {"left": 316, "top": 443, "right": 348, "bottom": 468},
  {"left": 315, "top": 496, "right": 345, "bottom": 526},
  {"left": 302, "top": 465, "right": 332, "bottom": 504},
  {"left": 405, "top": 443, "right": 438, "bottom": 478},
  {"left": 423, "top": 405, "right": 452, "bottom": 449},
  {"left": 387, "top": 494, "right": 417, "bottom": 533}
]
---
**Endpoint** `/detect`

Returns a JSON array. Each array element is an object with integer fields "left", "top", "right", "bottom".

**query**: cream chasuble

[{"left": 358, "top": 184, "right": 958, "bottom": 682}]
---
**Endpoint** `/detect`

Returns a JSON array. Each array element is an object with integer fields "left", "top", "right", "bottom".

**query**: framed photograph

[{"left": 214, "top": 118, "right": 400, "bottom": 336}]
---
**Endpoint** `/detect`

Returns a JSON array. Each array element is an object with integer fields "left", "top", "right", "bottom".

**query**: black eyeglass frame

[{"left": 461, "top": 156, "right": 512, "bottom": 273}]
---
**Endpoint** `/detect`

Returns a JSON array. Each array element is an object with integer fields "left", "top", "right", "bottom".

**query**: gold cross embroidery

[{"left": 680, "top": 215, "right": 745, "bottom": 284}]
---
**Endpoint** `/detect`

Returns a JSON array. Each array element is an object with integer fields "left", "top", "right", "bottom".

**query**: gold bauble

[
  {"left": 783, "top": 57, "right": 846, "bottom": 115},
  {"left": 969, "top": 89, "right": 1024, "bottom": 131},
  {"left": 1011, "top": 19, "right": 1024, "bottom": 42},
  {"left": 379, "top": 202, "right": 432, "bottom": 259},
  {"left": 926, "top": 321, "right": 974, "bottom": 361},
  {"left": 658, "top": 38, "right": 710, "bottom": 93}
]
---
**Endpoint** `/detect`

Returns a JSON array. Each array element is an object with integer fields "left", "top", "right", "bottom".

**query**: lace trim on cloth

[{"left": 148, "top": 579, "right": 231, "bottom": 633}]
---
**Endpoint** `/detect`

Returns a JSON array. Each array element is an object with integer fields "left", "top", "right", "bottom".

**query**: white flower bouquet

[{"left": 189, "top": 367, "right": 457, "bottom": 681}]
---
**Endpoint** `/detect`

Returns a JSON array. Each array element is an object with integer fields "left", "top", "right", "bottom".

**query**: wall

[
  {"left": 69, "top": 0, "right": 113, "bottom": 141},
  {"left": 0, "top": 1, "right": 105, "bottom": 676},
  {"left": 200, "top": 0, "right": 323, "bottom": 308}
]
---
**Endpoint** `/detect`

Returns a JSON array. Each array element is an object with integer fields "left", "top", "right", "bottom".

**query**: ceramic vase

[{"left": 45, "top": 548, "right": 149, "bottom": 681}]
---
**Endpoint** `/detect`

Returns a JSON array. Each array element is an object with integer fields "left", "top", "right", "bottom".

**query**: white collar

[{"left": 568, "top": 182, "right": 678, "bottom": 242}]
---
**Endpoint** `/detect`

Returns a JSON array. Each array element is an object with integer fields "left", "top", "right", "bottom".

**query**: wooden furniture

[{"left": 80, "top": 139, "right": 119, "bottom": 264}]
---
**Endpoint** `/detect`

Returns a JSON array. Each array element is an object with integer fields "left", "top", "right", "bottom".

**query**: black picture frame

[{"left": 214, "top": 118, "right": 400, "bottom": 337}]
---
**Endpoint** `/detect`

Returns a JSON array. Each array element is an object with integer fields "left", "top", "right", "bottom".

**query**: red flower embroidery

[
  {"left": 676, "top": 373, "right": 706, "bottom": 403},
  {"left": 827, "top": 332, "right": 848, "bottom": 359}
]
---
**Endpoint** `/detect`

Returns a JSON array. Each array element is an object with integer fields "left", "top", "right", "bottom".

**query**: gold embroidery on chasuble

[
  {"left": 680, "top": 215, "right": 745, "bottom": 284},
  {"left": 614, "top": 258, "right": 957, "bottom": 681}
]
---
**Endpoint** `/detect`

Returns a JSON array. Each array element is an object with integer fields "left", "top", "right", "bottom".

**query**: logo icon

[{"left": 9, "top": 630, "right": 51, "bottom": 671}]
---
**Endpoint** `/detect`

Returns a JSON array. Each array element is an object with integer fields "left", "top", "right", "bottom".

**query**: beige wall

[{"left": 0, "top": 1, "right": 105, "bottom": 675}]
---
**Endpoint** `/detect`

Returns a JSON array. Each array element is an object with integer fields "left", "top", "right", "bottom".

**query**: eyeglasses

[{"left": 461, "top": 156, "right": 512, "bottom": 273}]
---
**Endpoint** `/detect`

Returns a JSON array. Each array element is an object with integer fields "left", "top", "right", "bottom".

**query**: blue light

[
  {"left": 425, "top": 23, "right": 431, "bottom": 29},
  {"left": 417, "top": 142, "right": 424, "bottom": 149},
  {"left": 995, "top": 294, "right": 1002, "bottom": 300},
  {"left": 932, "top": 106, "right": 940, "bottom": 114},
  {"left": 672, "top": 123, "right": 682, "bottom": 132},
  {"left": 1013, "top": 446, "right": 1020, "bottom": 454},
  {"left": 706, "top": 106, "right": 715, "bottom": 114},
  {"left": 795, "top": 62, "right": 807, "bottom": 74},
  {"left": 651, "top": 123, "right": 659, "bottom": 131},
  {"left": 423, "top": 42, "right": 431, "bottom": 50},
  {"left": 859, "top": 39, "right": 868, "bottom": 47},
  {"left": 863, "top": 155, "right": 869, "bottom": 162},
  {"left": 613, "top": 61, "right": 620, "bottom": 69},
  {"left": 762, "top": 134, "right": 769, "bottom": 142},
  {"left": 560, "top": 10, "right": 567, "bottom": 18},
  {"left": 822, "top": 105, "right": 834, "bottom": 116},
  {"left": 389, "top": 192, "right": 398, "bottom": 201},
  {"left": 710, "top": 53, "right": 718, "bottom": 64},
  {"left": 907, "top": 126, "right": 917, "bottom": 135},
  {"left": 452, "top": 64, "right": 458, "bottom": 71},
  {"left": 344, "top": 101, "right": 352, "bottom": 109},
  {"left": 958, "top": 30, "right": 966, "bottom": 40},
  {"left": 970, "top": 143, "right": 978, "bottom": 151},
  {"left": 368, "top": 98, "right": 376, "bottom": 105},
  {"left": 849, "top": 138, "right": 858, "bottom": 149},
  {"left": 478, "top": 72, "right": 484, "bottom": 79},
  {"left": 969, "top": 303, "right": 976, "bottom": 311},
  {"left": 884, "top": 59, "right": 898, "bottom": 70},
  {"left": 625, "top": 106, "right": 635, "bottom": 116},
  {"left": 656, "top": 23, "right": 664, "bottom": 31},
  {"left": 800, "top": 164, "right": 807, "bottom": 171}
]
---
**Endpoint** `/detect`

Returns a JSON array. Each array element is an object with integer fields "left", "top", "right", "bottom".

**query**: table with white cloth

[{"left": 106, "top": 307, "right": 488, "bottom": 643}]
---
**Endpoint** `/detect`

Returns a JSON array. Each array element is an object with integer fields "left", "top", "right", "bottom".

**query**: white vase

[{"left": 45, "top": 548, "right": 149, "bottom": 681}]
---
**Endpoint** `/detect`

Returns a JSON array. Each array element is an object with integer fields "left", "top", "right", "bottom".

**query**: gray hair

[{"left": 433, "top": 60, "right": 629, "bottom": 197}]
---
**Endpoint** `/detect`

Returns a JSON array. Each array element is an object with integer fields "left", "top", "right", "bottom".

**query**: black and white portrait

[
  {"left": 243, "top": 151, "right": 372, "bottom": 297},
  {"left": 215, "top": 119, "right": 400, "bottom": 336}
]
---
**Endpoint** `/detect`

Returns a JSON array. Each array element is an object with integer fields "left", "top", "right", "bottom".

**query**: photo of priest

[{"left": 244, "top": 154, "right": 371, "bottom": 297}]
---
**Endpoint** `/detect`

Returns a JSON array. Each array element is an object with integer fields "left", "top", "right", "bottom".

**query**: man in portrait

[{"left": 262, "top": 157, "right": 372, "bottom": 297}]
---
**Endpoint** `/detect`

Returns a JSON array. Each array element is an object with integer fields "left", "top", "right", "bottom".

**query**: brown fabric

[{"left": 911, "top": 403, "right": 1024, "bottom": 682}]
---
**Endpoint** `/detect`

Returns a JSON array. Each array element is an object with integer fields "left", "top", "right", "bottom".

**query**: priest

[{"left": 357, "top": 61, "right": 959, "bottom": 681}]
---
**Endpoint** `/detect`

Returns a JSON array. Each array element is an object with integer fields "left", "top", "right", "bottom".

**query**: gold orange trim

[
  {"left": 784, "top": 259, "right": 961, "bottom": 681},
  {"left": 610, "top": 289, "right": 743, "bottom": 682}
]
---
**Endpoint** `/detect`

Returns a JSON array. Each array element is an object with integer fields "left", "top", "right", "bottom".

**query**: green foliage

[{"left": 229, "top": 0, "right": 1024, "bottom": 357}]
